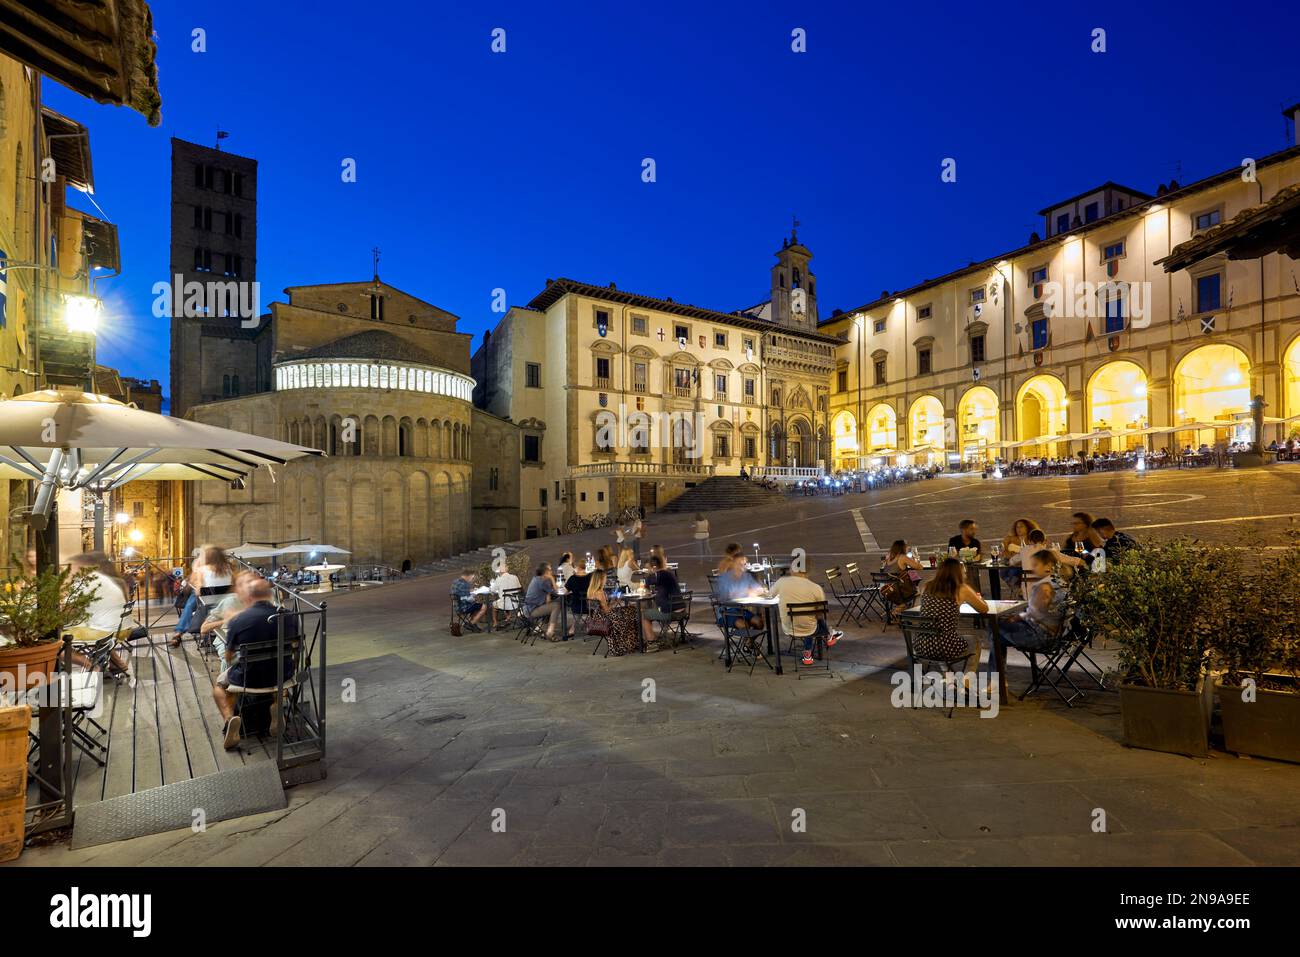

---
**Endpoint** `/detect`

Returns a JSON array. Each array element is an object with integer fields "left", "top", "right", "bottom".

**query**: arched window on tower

[
  {"left": 778, "top": 272, "right": 785, "bottom": 288},
  {"left": 793, "top": 268, "right": 801, "bottom": 289}
]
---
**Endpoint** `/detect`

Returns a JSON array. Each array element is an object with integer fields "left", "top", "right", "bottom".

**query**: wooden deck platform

[{"left": 32, "top": 629, "right": 275, "bottom": 810}]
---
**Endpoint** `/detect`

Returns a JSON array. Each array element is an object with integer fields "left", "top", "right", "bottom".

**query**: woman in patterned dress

[
  {"left": 916, "top": 557, "right": 988, "bottom": 662},
  {"left": 586, "top": 562, "right": 641, "bottom": 656}
]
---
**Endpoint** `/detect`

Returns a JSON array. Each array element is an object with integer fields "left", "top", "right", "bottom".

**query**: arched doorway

[
  {"left": 908, "top": 395, "right": 945, "bottom": 465},
  {"left": 787, "top": 417, "right": 813, "bottom": 468},
  {"left": 1284, "top": 335, "right": 1300, "bottom": 434},
  {"left": 1173, "top": 343, "right": 1252, "bottom": 447},
  {"left": 1088, "top": 361, "right": 1149, "bottom": 451},
  {"left": 830, "top": 410, "right": 858, "bottom": 470},
  {"left": 957, "top": 386, "right": 999, "bottom": 462},
  {"left": 1017, "top": 374, "right": 1068, "bottom": 456},
  {"left": 865, "top": 403, "right": 898, "bottom": 457}
]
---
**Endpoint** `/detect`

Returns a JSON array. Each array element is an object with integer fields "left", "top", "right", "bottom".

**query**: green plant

[
  {"left": 472, "top": 550, "right": 532, "bottom": 587},
  {"left": 0, "top": 560, "right": 98, "bottom": 648},
  {"left": 1214, "top": 541, "right": 1300, "bottom": 691},
  {"left": 1076, "top": 539, "right": 1226, "bottom": 692}
]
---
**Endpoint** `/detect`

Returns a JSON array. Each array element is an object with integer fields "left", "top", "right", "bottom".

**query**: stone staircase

[
  {"left": 659, "top": 475, "right": 787, "bottom": 513},
  {"left": 411, "top": 542, "right": 529, "bottom": 577}
]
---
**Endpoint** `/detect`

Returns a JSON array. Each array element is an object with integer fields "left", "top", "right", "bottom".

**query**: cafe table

[
  {"left": 963, "top": 599, "right": 1024, "bottom": 705},
  {"left": 731, "top": 594, "right": 783, "bottom": 675},
  {"left": 305, "top": 562, "right": 346, "bottom": 591},
  {"left": 471, "top": 586, "right": 494, "bottom": 631},
  {"left": 966, "top": 560, "right": 1009, "bottom": 600}
]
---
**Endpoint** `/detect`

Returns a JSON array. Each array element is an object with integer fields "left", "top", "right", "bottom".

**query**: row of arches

[
  {"left": 285, "top": 414, "right": 472, "bottom": 461},
  {"left": 200, "top": 468, "right": 473, "bottom": 565},
  {"left": 830, "top": 343, "right": 1262, "bottom": 465}
]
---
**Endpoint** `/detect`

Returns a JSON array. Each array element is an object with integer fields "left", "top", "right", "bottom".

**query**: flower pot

[
  {"left": 0, "top": 641, "right": 61, "bottom": 696},
  {"left": 1119, "top": 679, "right": 1212, "bottom": 757},
  {"left": 1216, "top": 676, "right": 1300, "bottom": 764}
]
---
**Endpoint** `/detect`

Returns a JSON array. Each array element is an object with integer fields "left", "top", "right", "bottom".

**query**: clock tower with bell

[{"left": 769, "top": 219, "right": 818, "bottom": 328}]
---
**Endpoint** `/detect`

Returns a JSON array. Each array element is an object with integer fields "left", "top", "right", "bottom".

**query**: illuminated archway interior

[
  {"left": 1174, "top": 344, "right": 1252, "bottom": 445},
  {"left": 1017, "top": 375, "right": 1068, "bottom": 453},
  {"left": 909, "top": 395, "right": 945, "bottom": 456},
  {"left": 831, "top": 410, "right": 858, "bottom": 468},
  {"left": 957, "top": 386, "right": 999, "bottom": 460},
  {"left": 1088, "top": 361, "right": 1148, "bottom": 450},
  {"left": 865, "top": 403, "right": 897, "bottom": 453},
  {"left": 1285, "top": 337, "right": 1300, "bottom": 431}
]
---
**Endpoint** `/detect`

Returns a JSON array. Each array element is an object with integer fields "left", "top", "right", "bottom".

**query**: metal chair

[
  {"left": 493, "top": 587, "right": 524, "bottom": 633},
  {"left": 229, "top": 628, "right": 303, "bottom": 742},
  {"left": 869, "top": 571, "right": 904, "bottom": 625},
  {"left": 717, "top": 601, "right": 770, "bottom": 675},
  {"left": 449, "top": 589, "right": 482, "bottom": 634},
  {"left": 785, "top": 600, "right": 833, "bottom": 679},
  {"left": 824, "top": 567, "right": 868, "bottom": 627},
  {"left": 656, "top": 590, "right": 694, "bottom": 652},
  {"left": 898, "top": 613, "right": 976, "bottom": 718}
]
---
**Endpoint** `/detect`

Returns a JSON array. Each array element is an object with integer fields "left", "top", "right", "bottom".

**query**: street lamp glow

[
  {"left": 63, "top": 294, "right": 102, "bottom": 334},
  {"left": 129, "top": 528, "right": 144, "bottom": 543},
  {"left": 115, "top": 512, "right": 130, "bottom": 524}
]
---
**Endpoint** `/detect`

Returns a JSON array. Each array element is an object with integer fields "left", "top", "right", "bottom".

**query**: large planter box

[
  {"left": 1216, "top": 677, "right": 1300, "bottom": 764},
  {"left": 0, "top": 704, "right": 31, "bottom": 863},
  {"left": 1120, "top": 680, "right": 1211, "bottom": 757},
  {"left": 0, "top": 641, "right": 61, "bottom": 695}
]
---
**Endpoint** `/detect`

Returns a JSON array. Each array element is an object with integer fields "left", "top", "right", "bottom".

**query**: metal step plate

[{"left": 70, "top": 761, "right": 286, "bottom": 849}]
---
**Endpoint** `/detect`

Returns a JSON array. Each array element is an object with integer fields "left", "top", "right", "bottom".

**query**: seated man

[
  {"left": 769, "top": 566, "right": 843, "bottom": 666},
  {"left": 1092, "top": 517, "right": 1138, "bottom": 562},
  {"left": 713, "top": 554, "right": 763, "bottom": 632},
  {"left": 212, "top": 577, "right": 298, "bottom": 750},
  {"left": 450, "top": 568, "right": 487, "bottom": 631},
  {"left": 640, "top": 555, "right": 681, "bottom": 648},
  {"left": 200, "top": 570, "right": 256, "bottom": 657},
  {"left": 489, "top": 565, "right": 522, "bottom": 628}
]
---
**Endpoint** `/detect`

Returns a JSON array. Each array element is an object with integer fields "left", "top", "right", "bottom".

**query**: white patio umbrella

[
  {"left": 228, "top": 544, "right": 289, "bottom": 559},
  {"left": 279, "top": 544, "right": 351, "bottom": 557},
  {"left": 0, "top": 389, "right": 322, "bottom": 527}
]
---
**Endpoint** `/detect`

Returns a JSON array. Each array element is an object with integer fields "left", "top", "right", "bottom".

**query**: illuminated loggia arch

[
  {"left": 957, "top": 386, "right": 999, "bottom": 461},
  {"left": 1173, "top": 343, "right": 1252, "bottom": 446},
  {"left": 864, "top": 403, "right": 897, "bottom": 454},
  {"left": 1088, "top": 361, "right": 1149, "bottom": 451},
  {"left": 1284, "top": 335, "right": 1300, "bottom": 429},
  {"left": 908, "top": 395, "right": 945, "bottom": 463},
  {"left": 1016, "top": 374, "right": 1069, "bottom": 454},
  {"left": 830, "top": 409, "right": 858, "bottom": 470}
]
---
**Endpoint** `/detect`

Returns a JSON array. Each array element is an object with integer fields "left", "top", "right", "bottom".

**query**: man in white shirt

[
  {"left": 489, "top": 570, "right": 522, "bottom": 629},
  {"left": 769, "top": 568, "right": 843, "bottom": 666}
]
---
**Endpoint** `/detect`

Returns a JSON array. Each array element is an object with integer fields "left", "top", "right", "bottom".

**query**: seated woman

[
  {"left": 615, "top": 547, "right": 637, "bottom": 589},
  {"left": 557, "top": 552, "right": 576, "bottom": 581},
  {"left": 1000, "top": 518, "right": 1039, "bottom": 589},
  {"left": 915, "top": 558, "right": 988, "bottom": 664},
  {"left": 999, "top": 550, "right": 1069, "bottom": 652},
  {"left": 585, "top": 564, "right": 641, "bottom": 655},
  {"left": 879, "top": 540, "right": 922, "bottom": 605},
  {"left": 170, "top": 544, "right": 233, "bottom": 648},
  {"left": 640, "top": 555, "right": 681, "bottom": 649},
  {"left": 66, "top": 551, "right": 137, "bottom": 676}
]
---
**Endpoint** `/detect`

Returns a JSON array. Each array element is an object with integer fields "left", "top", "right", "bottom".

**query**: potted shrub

[
  {"left": 1076, "top": 539, "right": 1224, "bottom": 757},
  {"left": 1214, "top": 543, "right": 1300, "bottom": 763},
  {"left": 0, "top": 561, "right": 97, "bottom": 696}
]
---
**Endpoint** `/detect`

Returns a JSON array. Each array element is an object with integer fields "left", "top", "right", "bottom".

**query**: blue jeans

[
  {"left": 1000, "top": 617, "right": 1054, "bottom": 651},
  {"left": 801, "top": 619, "right": 830, "bottom": 653},
  {"left": 176, "top": 592, "right": 199, "bottom": 634}
]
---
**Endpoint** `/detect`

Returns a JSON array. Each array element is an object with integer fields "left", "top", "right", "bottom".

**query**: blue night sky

[{"left": 42, "top": 0, "right": 1300, "bottom": 400}]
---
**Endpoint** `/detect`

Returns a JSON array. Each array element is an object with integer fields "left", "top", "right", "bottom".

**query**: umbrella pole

[{"left": 92, "top": 494, "right": 105, "bottom": 552}]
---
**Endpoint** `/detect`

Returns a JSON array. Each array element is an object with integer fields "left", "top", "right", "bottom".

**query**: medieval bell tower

[{"left": 769, "top": 223, "right": 818, "bottom": 328}]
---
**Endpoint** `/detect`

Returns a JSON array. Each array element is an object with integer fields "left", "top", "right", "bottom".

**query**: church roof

[{"left": 284, "top": 330, "right": 447, "bottom": 367}]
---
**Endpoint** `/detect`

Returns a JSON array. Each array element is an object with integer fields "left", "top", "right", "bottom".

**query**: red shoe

[
  {"left": 826, "top": 630, "right": 843, "bottom": 647},
  {"left": 801, "top": 652, "right": 815, "bottom": 666}
]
